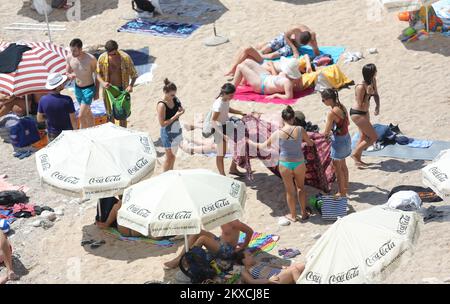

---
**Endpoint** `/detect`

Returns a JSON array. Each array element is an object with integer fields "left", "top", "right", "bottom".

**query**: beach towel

[
  {"left": 123, "top": 47, "right": 157, "bottom": 86},
  {"left": 270, "top": 46, "right": 346, "bottom": 65},
  {"left": 238, "top": 232, "right": 280, "bottom": 256},
  {"left": 433, "top": 0, "right": 450, "bottom": 27},
  {"left": 103, "top": 227, "right": 175, "bottom": 248},
  {"left": 118, "top": 18, "right": 200, "bottom": 38},
  {"left": 74, "top": 99, "right": 106, "bottom": 118},
  {"left": 234, "top": 85, "right": 314, "bottom": 105},
  {"left": 360, "top": 140, "right": 450, "bottom": 160},
  {"left": 0, "top": 176, "right": 29, "bottom": 193}
]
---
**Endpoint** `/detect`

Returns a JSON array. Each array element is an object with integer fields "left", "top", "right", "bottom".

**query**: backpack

[
  {"left": 8, "top": 116, "right": 40, "bottom": 148},
  {"left": 106, "top": 86, "right": 131, "bottom": 121},
  {"left": 179, "top": 246, "right": 217, "bottom": 283},
  {"left": 132, "top": 0, "right": 155, "bottom": 12},
  {"left": 0, "top": 190, "right": 29, "bottom": 206}
]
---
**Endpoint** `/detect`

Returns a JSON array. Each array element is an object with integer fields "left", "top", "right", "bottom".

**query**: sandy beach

[{"left": 1, "top": 0, "right": 450, "bottom": 284}]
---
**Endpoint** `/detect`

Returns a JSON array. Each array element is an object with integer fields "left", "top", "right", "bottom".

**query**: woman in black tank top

[
  {"left": 157, "top": 78, "right": 185, "bottom": 171},
  {"left": 350, "top": 64, "right": 380, "bottom": 168}
]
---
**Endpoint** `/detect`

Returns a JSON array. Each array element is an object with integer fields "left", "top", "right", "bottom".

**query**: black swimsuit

[{"left": 350, "top": 84, "right": 372, "bottom": 116}]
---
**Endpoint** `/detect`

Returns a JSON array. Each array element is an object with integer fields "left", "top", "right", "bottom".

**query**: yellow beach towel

[{"left": 302, "top": 64, "right": 353, "bottom": 89}]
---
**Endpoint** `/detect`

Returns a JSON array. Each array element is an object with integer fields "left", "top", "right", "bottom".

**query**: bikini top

[
  {"left": 355, "top": 83, "right": 374, "bottom": 105},
  {"left": 279, "top": 126, "right": 305, "bottom": 160},
  {"left": 332, "top": 108, "right": 349, "bottom": 136}
]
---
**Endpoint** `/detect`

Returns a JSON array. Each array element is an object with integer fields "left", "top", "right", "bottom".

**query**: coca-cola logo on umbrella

[
  {"left": 127, "top": 204, "right": 151, "bottom": 218},
  {"left": 51, "top": 171, "right": 80, "bottom": 185},
  {"left": 305, "top": 271, "right": 322, "bottom": 284},
  {"left": 328, "top": 267, "right": 359, "bottom": 284},
  {"left": 229, "top": 182, "right": 241, "bottom": 198},
  {"left": 46, "top": 133, "right": 64, "bottom": 147},
  {"left": 39, "top": 154, "right": 51, "bottom": 171},
  {"left": 124, "top": 189, "right": 132, "bottom": 203},
  {"left": 365, "top": 240, "right": 396, "bottom": 267},
  {"left": 397, "top": 215, "right": 410, "bottom": 235},
  {"left": 429, "top": 167, "right": 448, "bottom": 182},
  {"left": 158, "top": 211, "right": 192, "bottom": 221},
  {"left": 88, "top": 175, "right": 121, "bottom": 185},
  {"left": 140, "top": 136, "right": 153, "bottom": 154},
  {"left": 202, "top": 198, "right": 230, "bottom": 214},
  {"left": 128, "top": 157, "right": 149, "bottom": 175}
]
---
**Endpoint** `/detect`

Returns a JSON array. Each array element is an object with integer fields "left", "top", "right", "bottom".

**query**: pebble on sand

[{"left": 40, "top": 211, "right": 57, "bottom": 222}]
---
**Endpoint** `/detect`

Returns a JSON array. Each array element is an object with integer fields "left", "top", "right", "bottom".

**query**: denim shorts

[
  {"left": 331, "top": 133, "right": 352, "bottom": 160},
  {"left": 160, "top": 121, "right": 182, "bottom": 149}
]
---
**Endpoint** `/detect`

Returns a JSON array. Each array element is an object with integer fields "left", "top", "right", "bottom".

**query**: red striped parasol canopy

[{"left": 0, "top": 41, "right": 68, "bottom": 97}]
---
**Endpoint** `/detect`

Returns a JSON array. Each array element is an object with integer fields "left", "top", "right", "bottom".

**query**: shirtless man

[
  {"left": 233, "top": 58, "right": 303, "bottom": 100},
  {"left": 163, "top": 219, "right": 254, "bottom": 269},
  {"left": 226, "top": 24, "right": 319, "bottom": 77},
  {"left": 66, "top": 38, "right": 98, "bottom": 129},
  {"left": 97, "top": 40, "right": 138, "bottom": 128}
]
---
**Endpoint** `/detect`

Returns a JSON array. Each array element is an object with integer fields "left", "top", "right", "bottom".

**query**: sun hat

[
  {"left": 280, "top": 57, "right": 302, "bottom": 80},
  {"left": 45, "top": 73, "right": 68, "bottom": 90}
]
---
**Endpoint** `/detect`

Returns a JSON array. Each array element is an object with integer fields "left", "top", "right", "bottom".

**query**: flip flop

[
  {"left": 81, "top": 239, "right": 95, "bottom": 246},
  {"left": 283, "top": 249, "right": 301, "bottom": 259},
  {"left": 90, "top": 240, "right": 106, "bottom": 249}
]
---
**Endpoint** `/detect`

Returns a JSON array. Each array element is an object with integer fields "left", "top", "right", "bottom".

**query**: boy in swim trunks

[
  {"left": 66, "top": 38, "right": 98, "bottom": 129},
  {"left": 163, "top": 219, "right": 254, "bottom": 269}
]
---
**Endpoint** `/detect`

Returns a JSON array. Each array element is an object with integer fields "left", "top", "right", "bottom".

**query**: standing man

[
  {"left": 97, "top": 40, "right": 138, "bottom": 128},
  {"left": 66, "top": 38, "right": 98, "bottom": 129},
  {"left": 37, "top": 73, "right": 78, "bottom": 142}
]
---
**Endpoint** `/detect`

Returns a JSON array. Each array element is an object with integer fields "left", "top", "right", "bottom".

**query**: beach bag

[
  {"left": 386, "top": 191, "right": 422, "bottom": 211},
  {"left": 0, "top": 190, "right": 29, "bottom": 206},
  {"left": 202, "top": 111, "right": 215, "bottom": 138},
  {"left": 0, "top": 114, "right": 20, "bottom": 144},
  {"left": 179, "top": 246, "right": 217, "bottom": 283},
  {"left": 8, "top": 116, "right": 40, "bottom": 148},
  {"left": 106, "top": 86, "right": 131, "bottom": 121},
  {"left": 389, "top": 185, "right": 442, "bottom": 202},
  {"left": 132, "top": 0, "right": 155, "bottom": 12},
  {"left": 320, "top": 195, "right": 348, "bottom": 221}
]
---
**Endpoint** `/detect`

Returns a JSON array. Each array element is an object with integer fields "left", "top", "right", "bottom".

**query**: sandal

[
  {"left": 81, "top": 239, "right": 95, "bottom": 246},
  {"left": 90, "top": 240, "right": 106, "bottom": 249}
]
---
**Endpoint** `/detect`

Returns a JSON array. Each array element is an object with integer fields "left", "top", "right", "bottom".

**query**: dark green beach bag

[{"left": 106, "top": 85, "right": 131, "bottom": 121}]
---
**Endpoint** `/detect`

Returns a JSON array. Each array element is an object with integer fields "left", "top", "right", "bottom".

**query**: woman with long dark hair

[
  {"left": 350, "top": 63, "right": 380, "bottom": 167},
  {"left": 321, "top": 89, "right": 351, "bottom": 197}
]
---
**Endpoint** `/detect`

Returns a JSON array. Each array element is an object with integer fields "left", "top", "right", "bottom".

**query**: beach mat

[
  {"left": 103, "top": 228, "right": 175, "bottom": 248},
  {"left": 238, "top": 232, "right": 280, "bottom": 256},
  {"left": 123, "top": 47, "right": 156, "bottom": 86},
  {"left": 118, "top": 18, "right": 200, "bottom": 38},
  {"left": 234, "top": 85, "right": 314, "bottom": 105},
  {"left": 270, "top": 45, "right": 346, "bottom": 64},
  {"left": 362, "top": 141, "right": 450, "bottom": 160}
]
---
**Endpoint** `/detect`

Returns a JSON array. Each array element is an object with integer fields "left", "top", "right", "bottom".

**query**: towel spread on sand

[
  {"left": 269, "top": 45, "right": 346, "bottom": 65},
  {"left": 118, "top": 18, "right": 200, "bottom": 38},
  {"left": 238, "top": 232, "right": 280, "bottom": 255},
  {"left": 104, "top": 227, "right": 175, "bottom": 247},
  {"left": 123, "top": 47, "right": 157, "bottom": 86},
  {"left": 0, "top": 175, "right": 29, "bottom": 193},
  {"left": 233, "top": 85, "right": 314, "bottom": 105}
]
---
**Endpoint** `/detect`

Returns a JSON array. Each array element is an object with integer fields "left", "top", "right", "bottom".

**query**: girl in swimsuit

[
  {"left": 321, "top": 89, "right": 351, "bottom": 197},
  {"left": 248, "top": 106, "right": 314, "bottom": 222},
  {"left": 350, "top": 64, "right": 380, "bottom": 168},
  {"left": 233, "top": 59, "right": 301, "bottom": 100},
  {"left": 234, "top": 250, "right": 305, "bottom": 284}
]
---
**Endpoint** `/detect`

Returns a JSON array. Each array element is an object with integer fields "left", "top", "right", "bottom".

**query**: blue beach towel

[
  {"left": 269, "top": 45, "right": 346, "bottom": 65},
  {"left": 118, "top": 18, "right": 200, "bottom": 38}
]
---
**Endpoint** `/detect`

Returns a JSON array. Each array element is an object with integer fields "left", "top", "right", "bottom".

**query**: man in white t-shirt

[{"left": 211, "top": 84, "right": 246, "bottom": 176}]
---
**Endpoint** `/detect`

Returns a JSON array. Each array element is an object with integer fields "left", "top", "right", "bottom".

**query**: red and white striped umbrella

[{"left": 0, "top": 42, "right": 68, "bottom": 97}]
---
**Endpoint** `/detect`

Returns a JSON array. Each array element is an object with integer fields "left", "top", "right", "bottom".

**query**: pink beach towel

[{"left": 234, "top": 85, "right": 314, "bottom": 105}]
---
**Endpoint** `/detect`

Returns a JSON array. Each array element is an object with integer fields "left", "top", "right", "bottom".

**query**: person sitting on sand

[
  {"left": 350, "top": 64, "right": 380, "bottom": 168},
  {"left": 0, "top": 93, "right": 42, "bottom": 118},
  {"left": 234, "top": 250, "right": 305, "bottom": 284},
  {"left": 163, "top": 219, "right": 254, "bottom": 269},
  {"left": 1, "top": 228, "right": 18, "bottom": 284},
  {"left": 248, "top": 106, "right": 314, "bottom": 223},
  {"left": 226, "top": 24, "right": 319, "bottom": 76},
  {"left": 233, "top": 58, "right": 303, "bottom": 100}
]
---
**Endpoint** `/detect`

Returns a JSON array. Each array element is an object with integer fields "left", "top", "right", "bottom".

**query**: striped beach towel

[
  {"left": 238, "top": 232, "right": 280, "bottom": 255},
  {"left": 103, "top": 227, "right": 174, "bottom": 248},
  {"left": 321, "top": 195, "right": 348, "bottom": 221}
]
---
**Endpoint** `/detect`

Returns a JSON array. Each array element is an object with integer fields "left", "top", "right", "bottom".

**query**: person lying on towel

[
  {"left": 233, "top": 58, "right": 305, "bottom": 100},
  {"left": 226, "top": 24, "right": 319, "bottom": 76},
  {"left": 163, "top": 219, "right": 254, "bottom": 269},
  {"left": 234, "top": 250, "right": 305, "bottom": 284}
]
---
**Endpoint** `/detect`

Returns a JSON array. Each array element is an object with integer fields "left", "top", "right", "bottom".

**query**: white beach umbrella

[
  {"left": 117, "top": 169, "right": 246, "bottom": 250},
  {"left": 379, "top": 0, "right": 440, "bottom": 31},
  {"left": 297, "top": 206, "right": 422, "bottom": 284},
  {"left": 35, "top": 123, "right": 156, "bottom": 200},
  {"left": 422, "top": 149, "right": 450, "bottom": 199}
]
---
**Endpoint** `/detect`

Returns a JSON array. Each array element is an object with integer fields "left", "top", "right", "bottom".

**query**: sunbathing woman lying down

[
  {"left": 233, "top": 58, "right": 304, "bottom": 100},
  {"left": 234, "top": 250, "right": 305, "bottom": 284}
]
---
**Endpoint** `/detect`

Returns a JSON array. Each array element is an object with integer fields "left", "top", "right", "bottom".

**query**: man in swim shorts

[{"left": 66, "top": 38, "right": 98, "bottom": 129}]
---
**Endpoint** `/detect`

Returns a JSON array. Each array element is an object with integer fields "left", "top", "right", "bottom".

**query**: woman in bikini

[
  {"left": 234, "top": 250, "right": 305, "bottom": 284},
  {"left": 350, "top": 64, "right": 380, "bottom": 167},
  {"left": 248, "top": 106, "right": 314, "bottom": 222},
  {"left": 233, "top": 58, "right": 303, "bottom": 100},
  {"left": 321, "top": 89, "right": 351, "bottom": 197}
]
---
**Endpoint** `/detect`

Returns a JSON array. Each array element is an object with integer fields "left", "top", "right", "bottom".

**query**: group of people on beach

[{"left": 0, "top": 22, "right": 382, "bottom": 284}]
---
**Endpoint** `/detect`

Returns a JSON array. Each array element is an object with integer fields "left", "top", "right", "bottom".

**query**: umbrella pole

[
  {"left": 44, "top": 7, "right": 52, "bottom": 42},
  {"left": 25, "top": 95, "right": 29, "bottom": 117},
  {"left": 184, "top": 234, "right": 189, "bottom": 253},
  {"left": 426, "top": 5, "right": 429, "bottom": 33}
]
